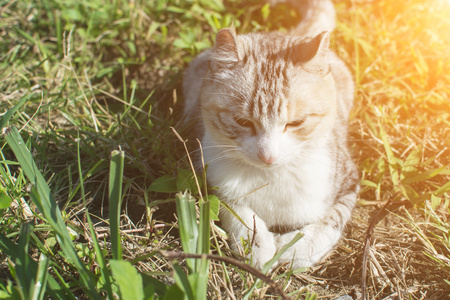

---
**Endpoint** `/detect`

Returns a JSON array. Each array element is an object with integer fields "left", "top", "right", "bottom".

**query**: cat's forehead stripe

[{"left": 247, "top": 49, "right": 289, "bottom": 120}]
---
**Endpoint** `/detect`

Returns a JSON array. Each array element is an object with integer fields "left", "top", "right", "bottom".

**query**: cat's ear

[
  {"left": 297, "top": 31, "right": 330, "bottom": 75},
  {"left": 210, "top": 28, "right": 239, "bottom": 69}
]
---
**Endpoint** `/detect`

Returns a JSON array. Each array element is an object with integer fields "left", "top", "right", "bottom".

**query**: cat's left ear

[
  {"left": 210, "top": 28, "right": 240, "bottom": 69},
  {"left": 298, "top": 31, "right": 330, "bottom": 75}
]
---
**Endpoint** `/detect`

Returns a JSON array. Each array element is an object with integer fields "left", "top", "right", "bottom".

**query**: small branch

[
  {"left": 160, "top": 251, "right": 291, "bottom": 300},
  {"left": 95, "top": 226, "right": 167, "bottom": 239},
  {"left": 251, "top": 214, "right": 257, "bottom": 247},
  {"left": 171, "top": 127, "right": 204, "bottom": 203}
]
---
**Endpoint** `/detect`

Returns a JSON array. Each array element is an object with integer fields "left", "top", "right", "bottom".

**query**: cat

[{"left": 182, "top": 0, "right": 359, "bottom": 270}]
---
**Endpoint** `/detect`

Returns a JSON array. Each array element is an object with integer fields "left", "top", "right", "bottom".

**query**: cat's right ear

[
  {"left": 210, "top": 28, "right": 239, "bottom": 69},
  {"left": 297, "top": 31, "right": 330, "bottom": 75}
]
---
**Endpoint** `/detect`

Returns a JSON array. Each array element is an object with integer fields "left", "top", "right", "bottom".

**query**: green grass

[{"left": 1, "top": 0, "right": 449, "bottom": 298}]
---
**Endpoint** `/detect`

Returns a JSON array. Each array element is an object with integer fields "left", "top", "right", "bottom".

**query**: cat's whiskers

[
  {"left": 207, "top": 155, "right": 236, "bottom": 165},
  {"left": 206, "top": 148, "right": 241, "bottom": 165},
  {"left": 188, "top": 144, "right": 237, "bottom": 153},
  {"left": 177, "top": 144, "right": 238, "bottom": 165}
]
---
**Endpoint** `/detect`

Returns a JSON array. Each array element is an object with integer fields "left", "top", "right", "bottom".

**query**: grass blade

[
  {"left": 401, "top": 167, "right": 448, "bottom": 184},
  {"left": 33, "top": 254, "right": 50, "bottom": 300},
  {"left": 379, "top": 127, "right": 399, "bottom": 187},
  {"left": 195, "top": 200, "right": 210, "bottom": 300},
  {"left": 110, "top": 259, "right": 144, "bottom": 300},
  {"left": 172, "top": 263, "right": 194, "bottom": 299},
  {"left": 109, "top": 149, "right": 125, "bottom": 260},
  {"left": 15, "top": 222, "right": 34, "bottom": 300},
  {"left": 0, "top": 95, "right": 30, "bottom": 131},
  {"left": 197, "top": 201, "right": 211, "bottom": 256},
  {"left": 175, "top": 191, "right": 198, "bottom": 271},
  {"left": 263, "top": 232, "right": 304, "bottom": 274},
  {"left": 86, "top": 210, "right": 114, "bottom": 297},
  {"left": 435, "top": 181, "right": 450, "bottom": 196}
]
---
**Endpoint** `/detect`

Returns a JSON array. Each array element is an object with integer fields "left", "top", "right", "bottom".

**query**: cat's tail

[{"left": 268, "top": 0, "right": 336, "bottom": 37}]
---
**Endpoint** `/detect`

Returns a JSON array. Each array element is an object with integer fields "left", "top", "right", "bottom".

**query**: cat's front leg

[
  {"left": 220, "top": 206, "right": 276, "bottom": 270},
  {"left": 275, "top": 192, "right": 356, "bottom": 269},
  {"left": 275, "top": 223, "right": 341, "bottom": 269}
]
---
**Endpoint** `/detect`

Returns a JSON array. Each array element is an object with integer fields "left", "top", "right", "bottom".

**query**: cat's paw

[
  {"left": 249, "top": 231, "right": 277, "bottom": 270},
  {"left": 275, "top": 224, "right": 341, "bottom": 269},
  {"left": 274, "top": 230, "right": 316, "bottom": 268}
]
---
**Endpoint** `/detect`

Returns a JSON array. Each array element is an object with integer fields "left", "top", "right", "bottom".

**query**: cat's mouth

[{"left": 229, "top": 147, "right": 284, "bottom": 169}]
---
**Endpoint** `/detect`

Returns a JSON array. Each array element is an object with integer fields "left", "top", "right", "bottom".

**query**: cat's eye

[
  {"left": 285, "top": 119, "right": 305, "bottom": 129},
  {"left": 234, "top": 118, "right": 256, "bottom": 135}
]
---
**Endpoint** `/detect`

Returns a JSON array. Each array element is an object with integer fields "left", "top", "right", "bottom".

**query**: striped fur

[{"left": 182, "top": 1, "right": 358, "bottom": 270}]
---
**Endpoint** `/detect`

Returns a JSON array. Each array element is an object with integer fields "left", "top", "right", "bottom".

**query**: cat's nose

[{"left": 258, "top": 152, "right": 276, "bottom": 164}]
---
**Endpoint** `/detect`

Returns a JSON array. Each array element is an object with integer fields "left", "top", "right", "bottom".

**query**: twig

[
  {"left": 62, "top": 29, "right": 100, "bottom": 132},
  {"left": 251, "top": 214, "right": 257, "bottom": 247},
  {"left": 96, "top": 226, "right": 167, "bottom": 239},
  {"left": 361, "top": 200, "right": 408, "bottom": 300},
  {"left": 19, "top": 94, "right": 43, "bottom": 132},
  {"left": 160, "top": 251, "right": 291, "bottom": 300},
  {"left": 171, "top": 127, "right": 204, "bottom": 203},
  {"left": 98, "top": 89, "right": 149, "bottom": 115}
]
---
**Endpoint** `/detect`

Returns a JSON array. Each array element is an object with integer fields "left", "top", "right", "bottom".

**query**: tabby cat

[{"left": 182, "top": 0, "right": 359, "bottom": 269}]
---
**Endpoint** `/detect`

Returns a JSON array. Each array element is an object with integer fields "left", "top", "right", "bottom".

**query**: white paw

[
  {"left": 275, "top": 224, "right": 341, "bottom": 269},
  {"left": 249, "top": 231, "right": 277, "bottom": 270}
]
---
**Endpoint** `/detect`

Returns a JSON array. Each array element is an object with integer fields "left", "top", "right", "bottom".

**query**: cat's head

[{"left": 200, "top": 28, "right": 338, "bottom": 168}]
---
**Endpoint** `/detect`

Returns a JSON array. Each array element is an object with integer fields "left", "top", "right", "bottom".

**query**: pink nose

[{"left": 258, "top": 153, "right": 276, "bottom": 164}]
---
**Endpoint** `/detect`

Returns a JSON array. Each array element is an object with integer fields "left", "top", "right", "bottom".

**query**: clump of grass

[
  {"left": 0, "top": 108, "right": 214, "bottom": 299},
  {"left": 400, "top": 201, "right": 450, "bottom": 275},
  {"left": 335, "top": 0, "right": 450, "bottom": 205}
]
